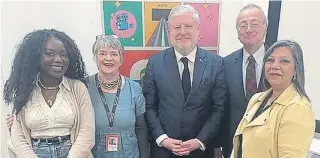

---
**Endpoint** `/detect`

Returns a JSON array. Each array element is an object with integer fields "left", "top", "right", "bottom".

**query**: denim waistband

[{"left": 32, "top": 135, "right": 71, "bottom": 145}]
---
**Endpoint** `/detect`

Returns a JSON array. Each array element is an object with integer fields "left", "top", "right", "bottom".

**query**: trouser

[{"left": 31, "top": 137, "right": 72, "bottom": 158}]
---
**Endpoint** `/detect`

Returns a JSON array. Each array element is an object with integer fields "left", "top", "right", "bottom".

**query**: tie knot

[
  {"left": 248, "top": 55, "right": 255, "bottom": 63},
  {"left": 181, "top": 57, "right": 189, "bottom": 66}
]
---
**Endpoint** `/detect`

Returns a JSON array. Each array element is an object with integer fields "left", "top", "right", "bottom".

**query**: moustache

[
  {"left": 176, "top": 37, "right": 191, "bottom": 40},
  {"left": 176, "top": 34, "right": 191, "bottom": 39}
]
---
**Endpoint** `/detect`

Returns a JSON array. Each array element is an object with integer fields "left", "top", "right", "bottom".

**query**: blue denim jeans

[{"left": 32, "top": 139, "right": 72, "bottom": 158}]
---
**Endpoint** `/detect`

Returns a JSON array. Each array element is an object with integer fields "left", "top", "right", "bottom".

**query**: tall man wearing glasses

[
  {"left": 143, "top": 4, "right": 227, "bottom": 158},
  {"left": 221, "top": 4, "right": 268, "bottom": 158}
]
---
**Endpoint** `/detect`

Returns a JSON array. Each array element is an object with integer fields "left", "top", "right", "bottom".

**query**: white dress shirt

[
  {"left": 242, "top": 45, "right": 265, "bottom": 95},
  {"left": 174, "top": 47, "right": 196, "bottom": 84},
  {"left": 24, "top": 76, "right": 75, "bottom": 138},
  {"left": 155, "top": 47, "right": 206, "bottom": 151}
]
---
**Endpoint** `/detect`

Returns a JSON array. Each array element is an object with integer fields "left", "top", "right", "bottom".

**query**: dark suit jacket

[
  {"left": 222, "top": 48, "right": 266, "bottom": 157},
  {"left": 143, "top": 47, "right": 227, "bottom": 158}
]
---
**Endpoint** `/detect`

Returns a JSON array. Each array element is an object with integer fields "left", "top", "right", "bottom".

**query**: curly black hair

[{"left": 3, "top": 29, "right": 88, "bottom": 114}]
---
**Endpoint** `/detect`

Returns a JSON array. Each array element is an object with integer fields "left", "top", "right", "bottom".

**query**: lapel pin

[{"left": 199, "top": 59, "right": 203, "bottom": 62}]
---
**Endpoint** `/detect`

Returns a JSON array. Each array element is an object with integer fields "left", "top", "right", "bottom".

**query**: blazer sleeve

[
  {"left": 278, "top": 102, "right": 315, "bottom": 158},
  {"left": 11, "top": 113, "right": 38, "bottom": 158},
  {"left": 213, "top": 58, "right": 231, "bottom": 148},
  {"left": 68, "top": 82, "right": 95, "bottom": 158},
  {"left": 142, "top": 58, "right": 164, "bottom": 139},
  {"left": 135, "top": 115, "right": 149, "bottom": 158},
  {"left": 132, "top": 82, "right": 149, "bottom": 158},
  {"left": 196, "top": 58, "right": 228, "bottom": 146}
]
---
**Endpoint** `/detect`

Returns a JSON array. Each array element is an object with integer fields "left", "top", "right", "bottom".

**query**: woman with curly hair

[{"left": 3, "top": 29, "right": 95, "bottom": 158}]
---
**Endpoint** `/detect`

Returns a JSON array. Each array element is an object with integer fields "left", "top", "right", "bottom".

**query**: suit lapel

[
  {"left": 234, "top": 92, "right": 269, "bottom": 137},
  {"left": 187, "top": 47, "right": 206, "bottom": 102},
  {"left": 233, "top": 49, "right": 246, "bottom": 101},
  {"left": 164, "top": 48, "right": 184, "bottom": 102},
  {"left": 246, "top": 108, "right": 270, "bottom": 127}
]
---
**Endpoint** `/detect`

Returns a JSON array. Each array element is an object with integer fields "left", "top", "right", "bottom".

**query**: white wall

[
  {"left": 278, "top": 1, "right": 320, "bottom": 120},
  {"left": 1, "top": 1, "right": 104, "bottom": 80}
]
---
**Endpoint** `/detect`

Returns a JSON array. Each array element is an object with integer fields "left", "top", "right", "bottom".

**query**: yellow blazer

[{"left": 231, "top": 84, "right": 315, "bottom": 158}]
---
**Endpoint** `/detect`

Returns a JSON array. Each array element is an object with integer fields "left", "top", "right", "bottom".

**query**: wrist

[
  {"left": 194, "top": 138, "right": 206, "bottom": 151},
  {"left": 160, "top": 137, "right": 168, "bottom": 146}
]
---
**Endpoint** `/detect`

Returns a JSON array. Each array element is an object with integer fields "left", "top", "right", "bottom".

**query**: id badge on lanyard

[
  {"left": 106, "top": 133, "right": 120, "bottom": 152},
  {"left": 95, "top": 74, "right": 122, "bottom": 152}
]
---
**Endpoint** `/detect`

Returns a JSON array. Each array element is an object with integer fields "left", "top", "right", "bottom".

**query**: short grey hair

[
  {"left": 236, "top": 3, "right": 268, "bottom": 27},
  {"left": 262, "top": 40, "right": 310, "bottom": 101},
  {"left": 168, "top": 4, "right": 200, "bottom": 25},
  {"left": 92, "top": 35, "right": 124, "bottom": 63}
]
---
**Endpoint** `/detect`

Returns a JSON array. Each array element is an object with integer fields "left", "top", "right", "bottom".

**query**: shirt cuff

[
  {"left": 195, "top": 138, "right": 206, "bottom": 151},
  {"left": 156, "top": 134, "right": 169, "bottom": 146}
]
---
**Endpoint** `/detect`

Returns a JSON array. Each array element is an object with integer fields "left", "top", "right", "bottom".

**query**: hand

[
  {"left": 6, "top": 114, "right": 14, "bottom": 130},
  {"left": 172, "top": 139, "right": 201, "bottom": 156},
  {"left": 214, "top": 148, "right": 223, "bottom": 158},
  {"left": 160, "top": 138, "right": 182, "bottom": 151}
]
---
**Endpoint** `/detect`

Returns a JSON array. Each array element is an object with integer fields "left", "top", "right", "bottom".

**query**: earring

[{"left": 293, "top": 75, "right": 296, "bottom": 81}]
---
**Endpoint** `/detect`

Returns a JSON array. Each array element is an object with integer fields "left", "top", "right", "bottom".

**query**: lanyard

[{"left": 95, "top": 74, "right": 121, "bottom": 131}]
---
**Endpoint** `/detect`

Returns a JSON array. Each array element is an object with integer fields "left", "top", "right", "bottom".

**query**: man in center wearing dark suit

[
  {"left": 222, "top": 4, "right": 268, "bottom": 158},
  {"left": 143, "top": 4, "right": 227, "bottom": 158}
]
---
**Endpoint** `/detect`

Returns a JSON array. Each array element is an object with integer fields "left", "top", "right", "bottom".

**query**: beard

[{"left": 172, "top": 42, "right": 196, "bottom": 56}]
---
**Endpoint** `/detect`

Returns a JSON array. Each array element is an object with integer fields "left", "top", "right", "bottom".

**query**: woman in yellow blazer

[{"left": 231, "top": 40, "right": 315, "bottom": 158}]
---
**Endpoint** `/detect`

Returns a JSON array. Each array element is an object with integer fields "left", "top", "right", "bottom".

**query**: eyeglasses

[
  {"left": 237, "top": 21, "right": 263, "bottom": 32},
  {"left": 170, "top": 24, "right": 198, "bottom": 32},
  {"left": 96, "top": 34, "right": 119, "bottom": 40}
]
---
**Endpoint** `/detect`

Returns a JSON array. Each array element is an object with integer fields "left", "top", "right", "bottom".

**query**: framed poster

[{"left": 103, "top": 1, "right": 143, "bottom": 46}]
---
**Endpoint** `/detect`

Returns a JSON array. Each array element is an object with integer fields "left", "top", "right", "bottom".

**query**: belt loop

[
  {"left": 58, "top": 136, "right": 62, "bottom": 142},
  {"left": 45, "top": 137, "right": 53, "bottom": 144},
  {"left": 33, "top": 138, "right": 40, "bottom": 147},
  {"left": 31, "top": 139, "right": 40, "bottom": 147}
]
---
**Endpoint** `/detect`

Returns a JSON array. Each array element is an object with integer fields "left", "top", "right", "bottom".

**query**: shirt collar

[
  {"left": 175, "top": 46, "right": 197, "bottom": 63},
  {"left": 243, "top": 44, "right": 265, "bottom": 63},
  {"left": 35, "top": 74, "right": 71, "bottom": 91},
  {"left": 257, "top": 84, "right": 300, "bottom": 106},
  {"left": 60, "top": 76, "right": 71, "bottom": 91}
]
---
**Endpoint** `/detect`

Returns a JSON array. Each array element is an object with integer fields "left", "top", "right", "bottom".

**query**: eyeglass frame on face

[
  {"left": 97, "top": 48, "right": 120, "bottom": 60},
  {"left": 237, "top": 20, "right": 264, "bottom": 32},
  {"left": 169, "top": 23, "right": 198, "bottom": 33}
]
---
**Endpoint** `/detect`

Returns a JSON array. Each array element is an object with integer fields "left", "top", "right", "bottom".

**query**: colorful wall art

[
  {"left": 102, "top": 1, "right": 221, "bottom": 83},
  {"left": 103, "top": 1, "right": 143, "bottom": 46}
]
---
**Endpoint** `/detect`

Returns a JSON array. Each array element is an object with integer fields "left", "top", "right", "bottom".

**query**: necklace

[
  {"left": 37, "top": 76, "right": 59, "bottom": 90},
  {"left": 46, "top": 94, "right": 56, "bottom": 106},
  {"left": 98, "top": 75, "right": 121, "bottom": 90},
  {"left": 41, "top": 89, "right": 59, "bottom": 107}
]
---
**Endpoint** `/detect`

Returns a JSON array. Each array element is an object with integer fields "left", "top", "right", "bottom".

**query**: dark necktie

[
  {"left": 181, "top": 57, "right": 191, "bottom": 100},
  {"left": 246, "top": 55, "right": 257, "bottom": 100}
]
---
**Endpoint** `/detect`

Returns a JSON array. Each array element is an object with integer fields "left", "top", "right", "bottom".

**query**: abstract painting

[
  {"left": 144, "top": 2, "right": 180, "bottom": 47},
  {"left": 120, "top": 50, "right": 159, "bottom": 84},
  {"left": 186, "top": 2, "right": 220, "bottom": 47},
  {"left": 103, "top": 1, "right": 143, "bottom": 46}
]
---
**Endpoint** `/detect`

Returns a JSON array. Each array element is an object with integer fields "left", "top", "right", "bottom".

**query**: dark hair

[
  {"left": 3, "top": 29, "right": 88, "bottom": 113},
  {"left": 262, "top": 40, "right": 310, "bottom": 101}
]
